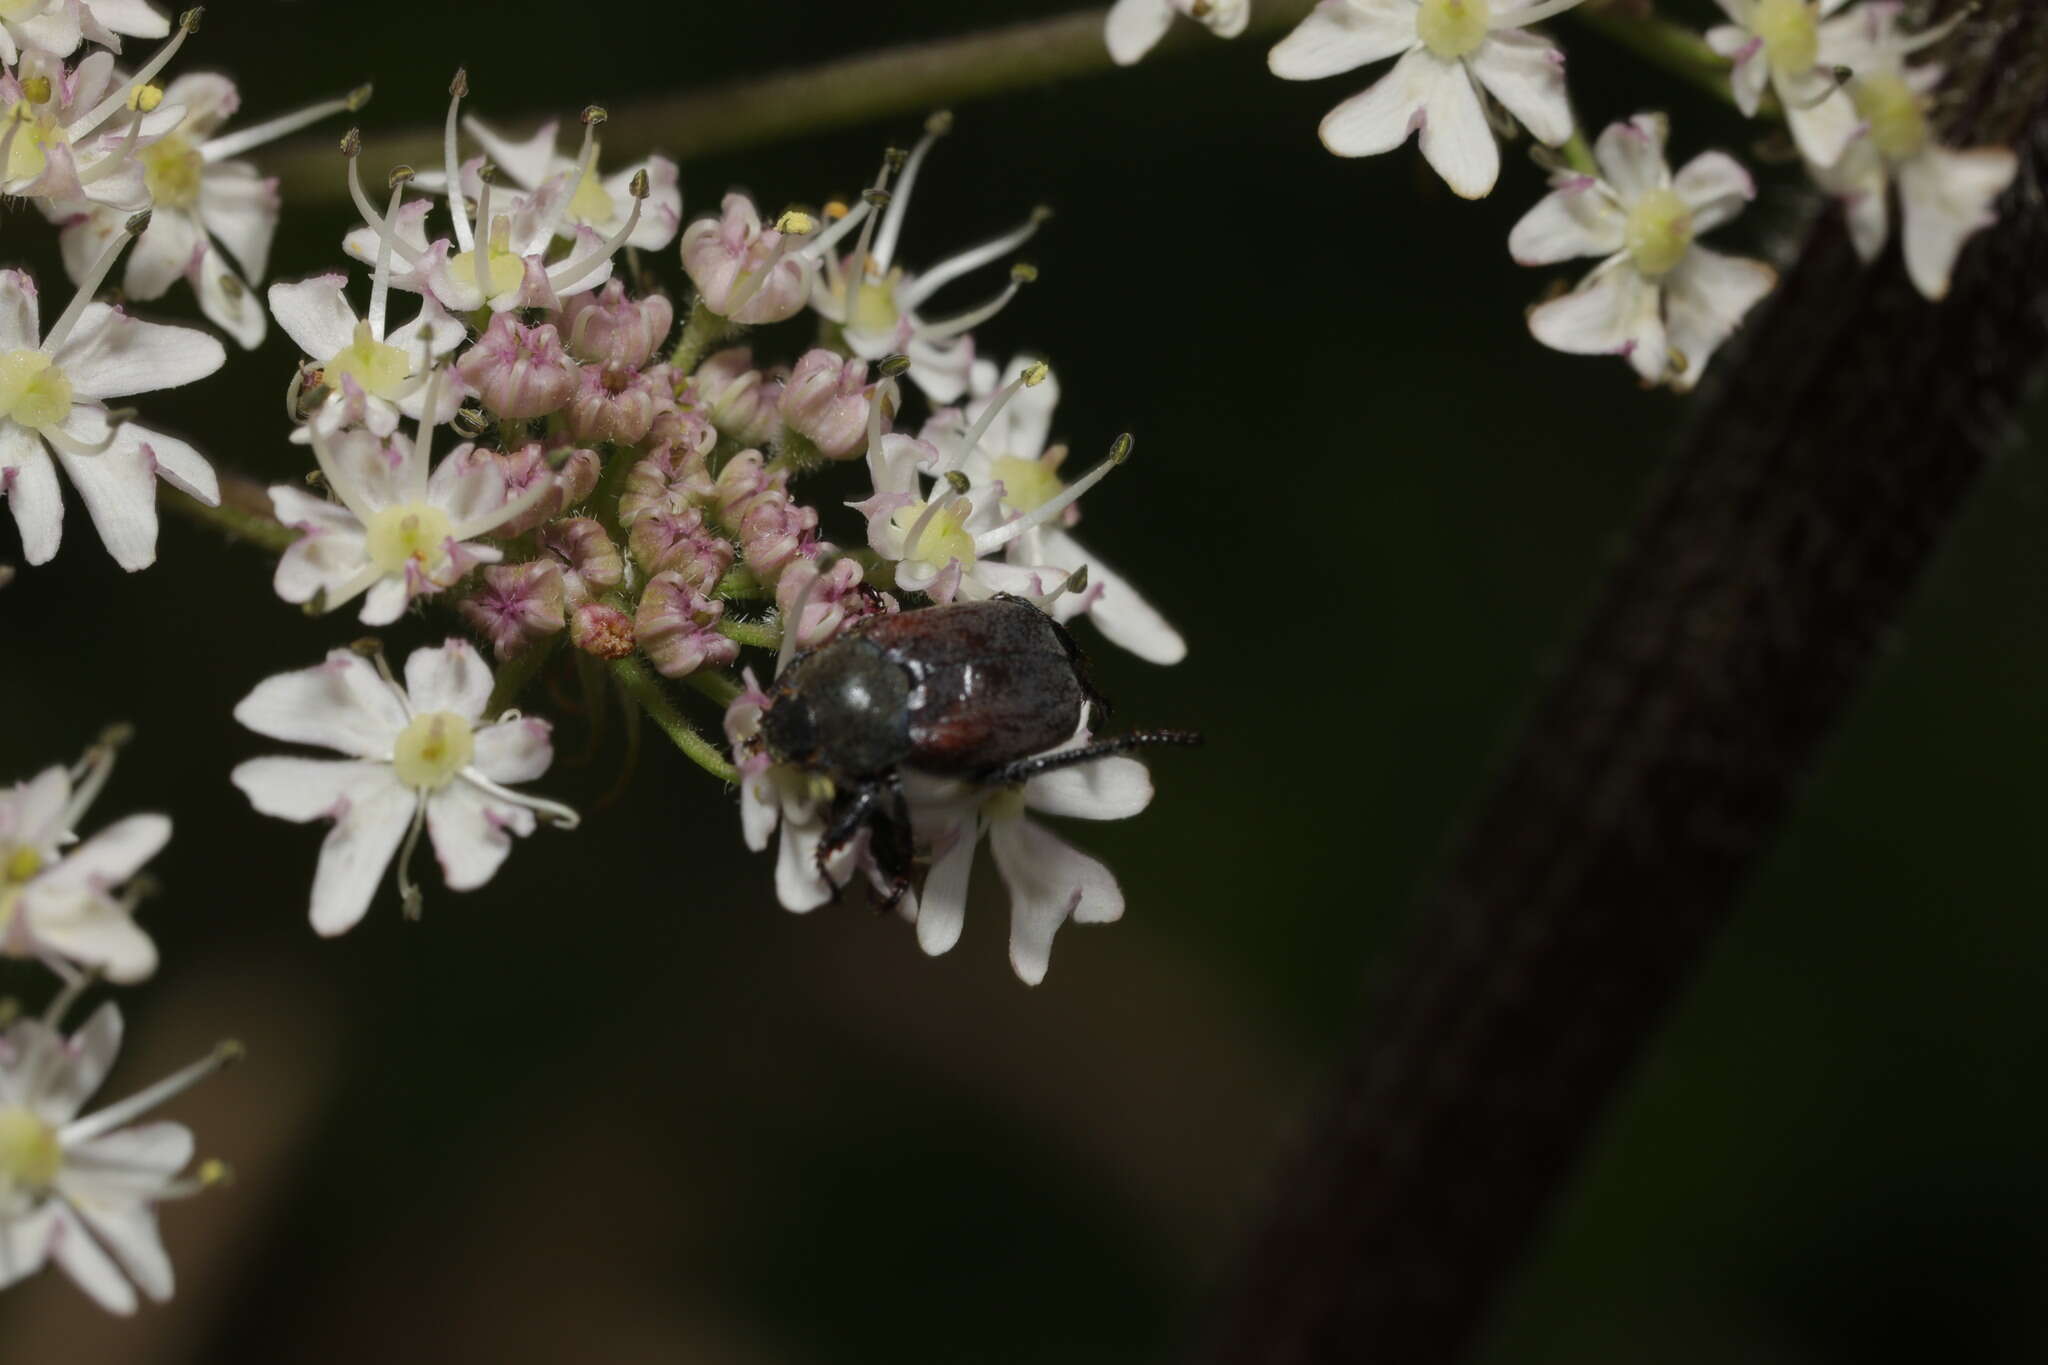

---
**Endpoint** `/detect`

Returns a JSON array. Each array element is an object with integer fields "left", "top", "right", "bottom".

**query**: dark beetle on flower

[{"left": 759, "top": 594, "right": 1198, "bottom": 905}]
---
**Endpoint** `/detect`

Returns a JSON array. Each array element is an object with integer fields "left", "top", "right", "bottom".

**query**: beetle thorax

[{"left": 764, "top": 639, "right": 913, "bottom": 779}]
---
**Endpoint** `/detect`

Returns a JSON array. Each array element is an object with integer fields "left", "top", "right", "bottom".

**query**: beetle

[{"left": 758, "top": 593, "right": 1198, "bottom": 905}]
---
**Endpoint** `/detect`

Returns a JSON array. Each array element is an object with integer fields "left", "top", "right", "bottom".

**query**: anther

[
  {"left": 128, "top": 84, "right": 164, "bottom": 113},
  {"left": 878, "top": 354, "right": 913, "bottom": 378},
  {"left": 1010, "top": 262, "right": 1039, "bottom": 284},
  {"left": 582, "top": 104, "right": 608, "bottom": 127},
  {"left": 776, "top": 209, "right": 818, "bottom": 236},
  {"left": 340, "top": 127, "right": 362, "bottom": 158},
  {"left": 942, "top": 469, "right": 970, "bottom": 496},
  {"left": 629, "top": 167, "right": 649, "bottom": 198},
  {"left": 346, "top": 82, "right": 374, "bottom": 112},
  {"left": 20, "top": 76, "right": 51, "bottom": 104},
  {"left": 387, "top": 164, "right": 414, "bottom": 189},
  {"left": 124, "top": 209, "right": 152, "bottom": 237},
  {"left": 1108, "top": 433, "right": 1134, "bottom": 465},
  {"left": 449, "top": 67, "right": 469, "bottom": 98},
  {"left": 178, "top": 6, "right": 202, "bottom": 32},
  {"left": 925, "top": 110, "right": 955, "bottom": 137},
  {"left": 1020, "top": 361, "right": 1049, "bottom": 387}
]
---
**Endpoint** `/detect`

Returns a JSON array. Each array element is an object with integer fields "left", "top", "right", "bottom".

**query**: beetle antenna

[{"left": 977, "top": 729, "right": 1202, "bottom": 787}]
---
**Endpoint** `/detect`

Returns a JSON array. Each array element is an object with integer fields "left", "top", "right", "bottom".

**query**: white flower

[
  {"left": 2, "top": 18, "right": 196, "bottom": 211},
  {"left": 0, "top": 735, "right": 161, "bottom": 983},
  {"left": 0, "top": 0, "right": 168, "bottom": 67},
  {"left": 1512, "top": 113, "right": 1775, "bottom": 390},
  {"left": 452, "top": 108, "right": 682, "bottom": 253},
  {"left": 1808, "top": 2, "right": 2016, "bottom": 301},
  {"left": 724, "top": 672, "right": 860, "bottom": 914},
  {"left": 267, "top": 376, "right": 548, "bottom": 625},
  {"left": 0, "top": 990, "right": 235, "bottom": 1315},
  {"left": 230, "top": 640, "right": 578, "bottom": 936},
  {"left": 1106, "top": 0, "right": 1251, "bottom": 65},
  {"left": 905, "top": 741, "right": 1153, "bottom": 985},
  {"left": 930, "top": 357, "right": 1187, "bottom": 665},
  {"left": 268, "top": 272, "right": 462, "bottom": 442},
  {"left": 809, "top": 117, "right": 1048, "bottom": 404},
  {"left": 58, "top": 74, "right": 368, "bottom": 349},
  {"left": 1704, "top": 0, "right": 1859, "bottom": 166},
  {"left": 0, "top": 251, "right": 225, "bottom": 571},
  {"left": 1269, "top": 0, "right": 1585, "bottom": 199},
  {"left": 343, "top": 84, "right": 652, "bottom": 316}
]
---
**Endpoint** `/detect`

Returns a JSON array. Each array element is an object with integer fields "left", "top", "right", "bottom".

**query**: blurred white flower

[
  {"left": 2, "top": 18, "right": 196, "bottom": 211},
  {"left": 1269, "top": 0, "right": 1585, "bottom": 199},
  {"left": 0, "top": 734, "right": 161, "bottom": 982},
  {"left": 1512, "top": 113, "right": 1775, "bottom": 390},
  {"left": 1704, "top": 0, "right": 1858, "bottom": 166},
  {"left": 231, "top": 640, "right": 578, "bottom": 936},
  {"left": 0, "top": 990, "right": 235, "bottom": 1315},
  {"left": 0, "top": 0, "right": 168, "bottom": 67},
  {"left": 1105, "top": 0, "right": 1251, "bottom": 65}
]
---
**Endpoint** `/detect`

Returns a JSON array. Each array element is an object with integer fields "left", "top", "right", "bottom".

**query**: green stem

[
  {"left": 610, "top": 655, "right": 738, "bottom": 783},
  {"left": 715, "top": 565, "right": 768, "bottom": 600},
  {"left": 687, "top": 670, "right": 744, "bottom": 708},
  {"left": 485, "top": 634, "right": 561, "bottom": 716},
  {"left": 670, "top": 298, "right": 737, "bottom": 374},
  {"left": 1561, "top": 129, "right": 1597, "bottom": 176},
  {"left": 272, "top": 3, "right": 1323, "bottom": 205},
  {"left": 162, "top": 481, "right": 294, "bottom": 554},
  {"left": 717, "top": 616, "right": 783, "bottom": 651},
  {"left": 1569, "top": 3, "right": 1764, "bottom": 118}
]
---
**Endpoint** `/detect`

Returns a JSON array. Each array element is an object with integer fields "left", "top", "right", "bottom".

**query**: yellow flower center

[
  {"left": 0, "top": 1108, "right": 61, "bottom": 1196},
  {"left": 1416, "top": 0, "right": 1491, "bottom": 61},
  {"left": 1853, "top": 72, "right": 1929, "bottom": 163},
  {"left": 390, "top": 711, "right": 475, "bottom": 790},
  {"left": 141, "top": 130, "right": 204, "bottom": 209},
  {"left": 848, "top": 270, "right": 902, "bottom": 337},
  {"left": 1624, "top": 187, "right": 1695, "bottom": 278},
  {"left": 2, "top": 101, "right": 59, "bottom": 184},
  {"left": 890, "top": 500, "right": 976, "bottom": 568},
  {"left": 1752, "top": 0, "right": 1819, "bottom": 75},
  {"left": 991, "top": 454, "right": 1062, "bottom": 514},
  {"left": 567, "top": 168, "right": 615, "bottom": 226},
  {"left": 324, "top": 321, "right": 412, "bottom": 401},
  {"left": 449, "top": 218, "right": 527, "bottom": 304},
  {"left": 0, "top": 349, "right": 72, "bottom": 431},
  {"left": 0, "top": 0, "right": 44, "bottom": 18},
  {"left": 364, "top": 502, "right": 455, "bottom": 575},
  {"left": 3, "top": 845, "right": 41, "bottom": 884}
]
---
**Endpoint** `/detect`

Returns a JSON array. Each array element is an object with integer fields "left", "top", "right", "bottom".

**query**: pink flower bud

[
  {"left": 713, "top": 449, "right": 786, "bottom": 522},
  {"left": 689, "top": 347, "right": 784, "bottom": 447},
  {"left": 558, "top": 280, "right": 675, "bottom": 369},
  {"left": 679, "top": 193, "right": 809, "bottom": 325},
  {"left": 619, "top": 441, "right": 716, "bottom": 527},
  {"left": 455, "top": 312, "right": 580, "bottom": 420},
  {"left": 636, "top": 571, "right": 740, "bottom": 678},
  {"left": 779, "top": 350, "right": 891, "bottom": 461},
  {"left": 570, "top": 602, "right": 636, "bottom": 660},
  {"left": 737, "top": 491, "right": 816, "bottom": 584},
  {"left": 491, "top": 443, "right": 603, "bottom": 535},
  {"left": 775, "top": 550, "right": 881, "bottom": 652},
  {"left": 564, "top": 364, "right": 658, "bottom": 445},
  {"left": 458, "top": 560, "right": 566, "bottom": 659},
  {"left": 538, "top": 517, "right": 624, "bottom": 605},
  {"left": 628, "top": 506, "right": 735, "bottom": 593}
]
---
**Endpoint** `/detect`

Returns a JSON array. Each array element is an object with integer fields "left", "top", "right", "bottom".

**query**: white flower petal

[
  {"left": 231, "top": 756, "right": 393, "bottom": 822},
  {"left": 232, "top": 651, "right": 408, "bottom": 757},
  {"left": 1664, "top": 246, "right": 1776, "bottom": 391},
  {"left": 21, "top": 892, "right": 158, "bottom": 983},
  {"left": 774, "top": 818, "right": 835, "bottom": 913},
  {"left": 192, "top": 243, "right": 267, "bottom": 350},
  {"left": 403, "top": 639, "right": 494, "bottom": 721},
  {"left": 990, "top": 815, "right": 1123, "bottom": 986},
  {"left": 1025, "top": 755, "right": 1154, "bottom": 820},
  {"left": 461, "top": 115, "right": 561, "bottom": 191},
  {"left": 0, "top": 1205, "right": 55, "bottom": 1292},
  {"left": 39, "top": 812, "right": 168, "bottom": 889},
  {"left": 308, "top": 777, "right": 416, "bottom": 936},
  {"left": 266, "top": 275, "right": 357, "bottom": 360},
  {"left": 1318, "top": 45, "right": 1435, "bottom": 159},
  {"left": 33, "top": 1002, "right": 123, "bottom": 1123},
  {"left": 54, "top": 436, "right": 160, "bottom": 572},
  {"left": 915, "top": 816, "right": 979, "bottom": 956},
  {"left": 1780, "top": 72, "right": 1858, "bottom": 168},
  {"left": 1269, "top": 0, "right": 1416, "bottom": 79},
  {"left": 1416, "top": 56, "right": 1499, "bottom": 199},
  {"left": 358, "top": 573, "right": 411, "bottom": 627},
  {"left": 83, "top": 0, "right": 170, "bottom": 40},
  {"left": 1593, "top": 113, "right": 1673, "bottom": 202},
  {"left": 1672, "top": 150, "right": 1757, "bottom": 234},
  {"left": 47, "top": 1203, "right": 137, "bottom": 1314},
  {"left": 1527, "top": 258, "right": 1664, "bottom": 378},
  {"left": 1, "top": 426, "right": 62, "bottom": 565},
  {"left": 197, "top": 159, "right": 280, "bottom": 283},
  {"left": 1898, "top": 145, "right": 2017, "bottom": 302},
  {"left": 66, "top": 1197, "right": 173, "bottom": 1304},
  {"left": 121, "top": 421, "right": 217, "bottom": 506},
  {"left": 121, "top": 209, "right": 199, "bottom": 302},
  {"left": 0, "top": 268, "right": 41, "bottom": 350},
  {"left": 739, "top": 772, "right": 780, "bottom": 853},
  {"left": 1105, "top": 0, "right": 1174, "bottom": 65},
  {"left": 1040, "top": 528, "right": 1187, "bottom": 664},
  {"left": 1509, "top": 178, "right": 1627, "bottom": 264},
  {"left": 427, "top": 781, "right": 533, "bottom": 892},
  {"left": 471, "top": 718, "right": 553, "bottom": 785},
  {"left": 52, "top": 307, "right": 226, "bottom": 401},
  {"left": 1467, "top": 29, "right": 1572, "bottom": 148},
  {"left": 0, "top": 765, "right": 72, "bottom": 851}
]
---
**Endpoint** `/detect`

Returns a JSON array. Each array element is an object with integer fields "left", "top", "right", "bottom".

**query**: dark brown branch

[{"left": 1194, "top": 4, "right": 2048, "bottom": 1361}]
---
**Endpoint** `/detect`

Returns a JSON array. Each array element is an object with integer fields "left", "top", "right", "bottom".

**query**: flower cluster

[{"left": 1118, "top": 0, "right": 2017, "bottom": 387}]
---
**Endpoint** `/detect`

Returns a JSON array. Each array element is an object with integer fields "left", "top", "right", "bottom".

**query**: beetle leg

[
  {"left": 976, "top": 729, "right": 1203, "bottom": 787},
  {"left": 868, "top": 774, "right": 916, "bottom": 911},
  {"left": 817, "top": 782, "right": 879, "bottom": 894}
]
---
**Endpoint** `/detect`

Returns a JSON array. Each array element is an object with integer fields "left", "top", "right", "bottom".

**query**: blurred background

[{"left": 3, "top": 1, "right": 2047, "bottom": 1360}]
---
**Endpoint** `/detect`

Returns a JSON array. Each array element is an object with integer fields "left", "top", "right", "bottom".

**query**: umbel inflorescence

[{"left": 0, "top": 0, "right": 2023, "bottom": 1320}]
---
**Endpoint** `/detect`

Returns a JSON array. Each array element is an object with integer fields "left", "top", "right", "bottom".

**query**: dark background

[{"left": 3, "top": 1, "right": 2046, "bottom": 1360}]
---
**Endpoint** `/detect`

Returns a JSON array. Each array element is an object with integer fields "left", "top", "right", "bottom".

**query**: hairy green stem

[
  {"left": 717, "top": 616, "right": 783, "bottom": 651},
  {"left": 610, "top": 655, "right": 738, "bottom": 783},
  {"left": 485, "top": 634, "right": 561, "bottom": 716},
  {"left": 687, "top": 670, "right": 744, "bottom": 708},
  {"left": 670, "top": 298, "right": 736, "bottom": 374},
  {"left": 1571, "top": 2, "right": 1757, "bottom": 116},
  {"left": 162, "top": 483, "right": 294, "bottom": 554}
]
